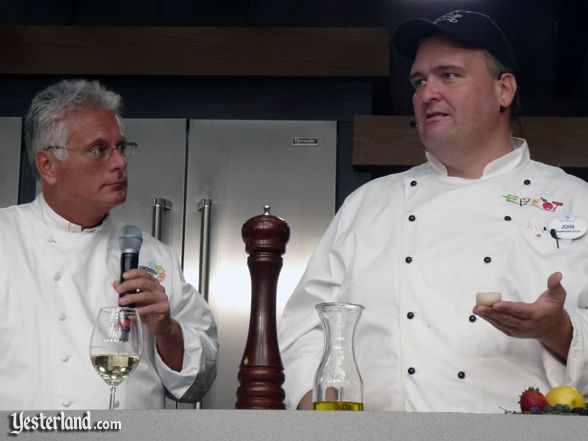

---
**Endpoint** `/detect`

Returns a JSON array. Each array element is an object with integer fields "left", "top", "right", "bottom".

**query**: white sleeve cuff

[
  {"left": 563, "top": 308, "right": 588, "bottom": 392},
  {"left": 153, "top": 321, "right": 208, "bottom": 399}
]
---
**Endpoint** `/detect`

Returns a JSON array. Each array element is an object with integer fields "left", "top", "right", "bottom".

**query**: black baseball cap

[{"left": 392, "top": 10, "right": 517, "bottom": 74}]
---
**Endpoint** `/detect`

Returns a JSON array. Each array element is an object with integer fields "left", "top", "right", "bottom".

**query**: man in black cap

[{"left": 279, "top": 10, "right": 588, "bottom": 412}]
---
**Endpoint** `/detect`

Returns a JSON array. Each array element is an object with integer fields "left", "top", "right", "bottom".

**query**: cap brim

[{"left": 392, "top": 18, "right": 444, "bottom": 60}]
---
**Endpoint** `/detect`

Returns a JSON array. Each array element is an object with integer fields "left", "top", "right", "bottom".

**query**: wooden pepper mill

[{"left": 235, "top": 205, "right": 290, "bottom": 409}]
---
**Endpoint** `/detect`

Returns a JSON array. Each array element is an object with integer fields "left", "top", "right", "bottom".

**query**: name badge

[{"left": 548, "top": 216, "right": 587, "bottom": 240}]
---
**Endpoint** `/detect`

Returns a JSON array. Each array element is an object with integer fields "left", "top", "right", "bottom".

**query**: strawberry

[{"left": 519, "top": 387, "right": 548, "bottom": 412}]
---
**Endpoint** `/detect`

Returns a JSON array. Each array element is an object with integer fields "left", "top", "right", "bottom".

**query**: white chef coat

[
  {"left": 278, "top": 139, "right": 588, "bottom": 412},
  {"left": 0, "top": 194, "right": 218, "bottom": 410}
]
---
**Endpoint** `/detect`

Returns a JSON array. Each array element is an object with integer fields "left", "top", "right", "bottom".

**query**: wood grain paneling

[
  {"left": 352, "top": 115, "right": 424, "bottom": 167},
  {"left": 353, "top": 116, "right": 588, "bottom": 169},
  {"left": 513, "top": 117, "right": 588, "bottom": 168},
  {"left": 0, "top": 26, "right": 389, "bottom": 77}
]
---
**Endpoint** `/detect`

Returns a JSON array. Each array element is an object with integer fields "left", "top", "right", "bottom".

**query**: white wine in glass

[{"left": 89, "top": 307, "right": 143, "bottom": 410}]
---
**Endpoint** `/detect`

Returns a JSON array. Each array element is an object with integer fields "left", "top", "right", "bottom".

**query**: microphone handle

[{"left": 120, "top": 252, "right": 139, "bottom": 307}]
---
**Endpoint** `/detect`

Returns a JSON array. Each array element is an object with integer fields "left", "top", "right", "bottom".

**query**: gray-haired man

[{"left": 0, "top": 79, "right": 218, "bottom": 409}]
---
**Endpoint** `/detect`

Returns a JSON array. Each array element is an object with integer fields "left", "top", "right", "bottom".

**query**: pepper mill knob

[
  {"left": 236, "top": 206, "right": 290, "bottom": 409},
  {"left": 242, "top": 205, "right": 290, "bottom": 256}
]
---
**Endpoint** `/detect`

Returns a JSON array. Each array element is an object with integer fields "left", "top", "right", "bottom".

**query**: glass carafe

[{"left": 313, "top": 302, "right": 364, "bottom": 411}]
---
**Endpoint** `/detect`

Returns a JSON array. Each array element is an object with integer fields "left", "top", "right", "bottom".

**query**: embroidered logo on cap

[
  {"left": 503, "top": 193, "right": 563, "bottom": 212},
  {"left": 436, "top": 12, "right": 463, "bottom": 24}
]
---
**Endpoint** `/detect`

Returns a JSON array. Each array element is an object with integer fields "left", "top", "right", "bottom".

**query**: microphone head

[{"left": 119, "top": 225, "right": 143, "bottom": 254}]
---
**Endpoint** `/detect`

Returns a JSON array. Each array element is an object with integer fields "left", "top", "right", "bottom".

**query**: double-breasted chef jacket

[{"left": 279, "top": 139, "right": 588, "bottom": 412}]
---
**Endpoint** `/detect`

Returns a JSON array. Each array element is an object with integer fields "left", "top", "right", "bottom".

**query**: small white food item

[{"left": 476, "top": 292, "right": 502, "bottom": 306}]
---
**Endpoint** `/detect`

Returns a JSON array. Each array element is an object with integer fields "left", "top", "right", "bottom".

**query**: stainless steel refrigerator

[
  {"left": 2, "top": 116, "right": 336, "bottom": 408},
  {"left": 0, "top": 117, "right": 23, "bottom": 208},
  {"left": 115, "top": 118, "right": 337, "bottom": 408}
]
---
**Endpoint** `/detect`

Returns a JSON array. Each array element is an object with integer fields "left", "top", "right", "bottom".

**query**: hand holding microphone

[
  {"left": 114, "top": 226, "right": 181, "bottom": 365},
  {"left": 119, "top": 225, "right": 143, "bottom": 307}
]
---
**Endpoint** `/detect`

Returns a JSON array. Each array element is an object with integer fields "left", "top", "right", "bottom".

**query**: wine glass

[{"left": 89, "top": 306, "right": 143, "bottom": 410}]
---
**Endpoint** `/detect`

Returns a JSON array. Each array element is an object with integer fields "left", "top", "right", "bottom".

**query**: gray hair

[
  {"left": 24, "top": 79, "right": 123, "bottom": 177},
  {"left": 482, "top": 50, "right": 520, "bottom": 123}
]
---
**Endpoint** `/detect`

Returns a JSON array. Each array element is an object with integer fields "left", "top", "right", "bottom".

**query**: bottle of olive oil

[
  {"left": 313, "top": 302, "right": 365, "bottom": 411},
  {"left": 313, "top": 401, "right": 363, "bottom": 411}
]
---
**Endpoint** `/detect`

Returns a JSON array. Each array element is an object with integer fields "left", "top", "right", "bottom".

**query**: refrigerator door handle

[
  {"left": 151, "top": 197, "right": 173, "bottom": 241},
  {"left": 198, "top": 198, "right": 212, "bottom": 301}
]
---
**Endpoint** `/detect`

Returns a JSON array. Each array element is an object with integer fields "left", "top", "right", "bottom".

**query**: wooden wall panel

[
  {"left": 0, "top": 26, "right": 389, "bottom": 77},
  {"left": 514, "top": 117, "right": 588, "bottom": 168},
  {"left": 353, "top": 115, "right": 588, "bottom": 169},
  {"left": 352, "top": 115, "right": 424, "bottom": 167}
]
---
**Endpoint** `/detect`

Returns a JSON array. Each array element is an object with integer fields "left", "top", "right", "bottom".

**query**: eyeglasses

[{"left": 45, "top": 141, "right": 138, "bottom": 162}]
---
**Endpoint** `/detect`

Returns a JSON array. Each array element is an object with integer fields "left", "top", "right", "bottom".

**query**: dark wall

[
  {"left": 2, "top": 0, "right": 587, "bottom": 117},
  {"left": 2, "top": 0, "right": 587, "bottom": 205}
]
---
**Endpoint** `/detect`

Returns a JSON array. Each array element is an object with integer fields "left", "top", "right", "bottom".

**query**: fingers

[
  {"left": 479, "top": 314, "right": 516, "bottom": 337},
  {"left": 490, "top": 300, "right": 535, "bottom": 319},
  {"left": 473, "top": 272, "right": 568, "bottom": 344},
  {"left": 473, "top": 298, "right": 535, "bottom": 320},
  {"left": 118, "top": 268, "right": 153, "bottom": 286},
  {"left": 115, "top": 270, "right": 159, "bottom": 295},
  {"left": 112, "top": 270, "right": 174, "bottom": 339},
  {"left": 114, "top": 270, "right": 168, "bottom": 309},
  {"left": 474, "top": 303, "right": 536, "bottom": 337},
  {"left": 546, "top": 271, "right": 566, "bottom": 302},
  {"left": 120, "top": 291, "right": 167, "bottom": 312},
  {"left": 547, "top": 271, "right": 563, "bottom": 288},
  {"left": 480, "top": 309, "right": 527, "bottom": 333}
]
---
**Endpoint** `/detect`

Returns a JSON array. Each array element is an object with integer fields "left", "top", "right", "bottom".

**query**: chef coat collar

[
  {"left": 424, "top": 137, "right": 529, "bottom": 179},
  {"left": 33, "top": 193, "right": 110, "bottom": 234}
]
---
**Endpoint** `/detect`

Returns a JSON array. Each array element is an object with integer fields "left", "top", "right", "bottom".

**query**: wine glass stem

[{"left": 109, "top": 386, "right": 117, "bottom": 410}]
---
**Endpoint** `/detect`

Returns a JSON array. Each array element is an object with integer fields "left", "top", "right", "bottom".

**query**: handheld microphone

[
  {"left": 119, "top": 225, "right": 143, "bottom": 307},
  {"left": 409, "top": 120, "right": 418, "bottom": 128}
]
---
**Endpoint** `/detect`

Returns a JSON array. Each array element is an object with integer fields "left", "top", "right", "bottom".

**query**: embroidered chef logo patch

[
  {"left": 139, "top": 260, "right": 166, "bottom": 282},
  {"left": 503, "top": 193, "right": 563, "bottom": 212}
]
